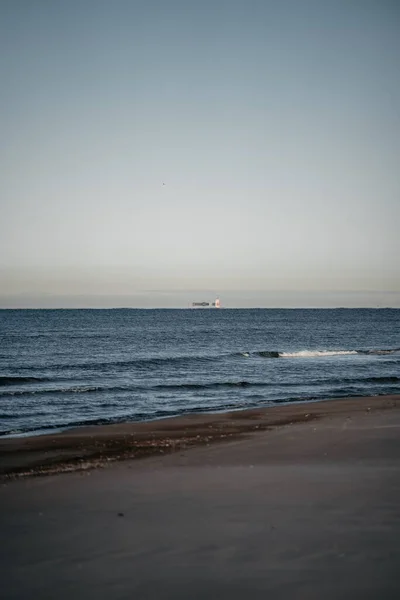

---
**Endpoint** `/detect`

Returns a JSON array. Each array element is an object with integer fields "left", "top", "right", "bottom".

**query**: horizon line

[{"left": 0, "top": 306, "right": 398, "bottom": 311}]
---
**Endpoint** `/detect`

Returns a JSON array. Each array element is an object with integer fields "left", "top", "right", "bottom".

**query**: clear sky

[{"left": 1, "top": 0, "right": 399, "bottom": 307}]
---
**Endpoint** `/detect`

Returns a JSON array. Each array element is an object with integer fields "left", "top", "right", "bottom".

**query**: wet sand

[
  {"left": 1, "top": 394, "right": 399, "bottom": 477},
  {"left": 1, "top": 395, "right": 400, "bottom": 599}
]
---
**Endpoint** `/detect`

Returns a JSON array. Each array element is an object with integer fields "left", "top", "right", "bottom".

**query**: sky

[{"left": 1, "top": 0, "right": 399, "bottom": 308}]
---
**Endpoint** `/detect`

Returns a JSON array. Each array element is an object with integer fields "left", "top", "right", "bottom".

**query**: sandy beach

[
  {"left": 1, "top": 394, "right": 400, "bottom": 598},
  {"left": 1, "top": 394, "right": 399, "bottom": 478}
]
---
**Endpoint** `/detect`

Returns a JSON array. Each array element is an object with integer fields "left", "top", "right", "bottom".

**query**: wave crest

[
  {"left": 280, "top": 350, "right": 357, "bottom": 358},
  {"left": 236, "top": 348, "right": 400, "bottom": 359}
]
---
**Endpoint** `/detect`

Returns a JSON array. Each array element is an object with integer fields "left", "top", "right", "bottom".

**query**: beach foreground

[
  {"left": 1, "top": 395, "right": 399, "bottom": 477},
  {"left": 1, "top": 395, "right": 400, "bottom": 598}
]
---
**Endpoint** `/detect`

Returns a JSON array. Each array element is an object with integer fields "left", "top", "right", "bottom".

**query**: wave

[
  {"left": 235, "top": 351, "right": 281, "bottom": 358},
  {"left": 3, "top": 375, "right": 400, "bottom": 437},
  {"left": 145, "top": 375, "right": 400, "bottom": 391},
  {"left": 357, "top": 348, "right": 400, "bottom": 356},
  {"left": 2, "top": 374, "right": 399, "bottom": 399},
  {"left": 0, "top": 384, "right": 128, "bottom": 398},
  {"left": 0, "top": 380, "right": 270, "bottom": 397},
  {"left": 280, "top": 350, "right": 358, "bottom": 358},
  {"left": 0, "top": 376, "right": 49, "bottom": 386},
  {"left": 358, "top": 376, "right": 400, "bottom": 384},
  {"left": 237, "top": 348, "right": 400, "bottom": 359},
  {"left": 5, "top": 354, "right": 217, "bottom": 373},
  {"left": 153, "top": 380, "right": 264, "bottom": 391},
  {"left": 5, "top": 347, "right": 399, "bottom": 376},
  {"left": 148, "top": 377, "right": 400, "bottom": 392},
  {"left": 0, "top": 399, "right": 266, "bottom": 437}
]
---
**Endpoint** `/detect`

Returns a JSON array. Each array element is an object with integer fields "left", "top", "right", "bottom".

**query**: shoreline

[
  {"left": 1, "top": 392, "right": 388, "bottom": 441},
  {"left": 1, "top": 394, "right": 399, "bottom": 478}
]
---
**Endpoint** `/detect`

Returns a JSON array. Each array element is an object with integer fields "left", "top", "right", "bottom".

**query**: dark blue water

[{"left": 0, "top": 309, "right": 399, "bottom": 437}]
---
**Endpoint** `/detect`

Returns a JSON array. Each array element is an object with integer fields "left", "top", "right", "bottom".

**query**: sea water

[{"left": 0, "top": 308, "right": 399, "bottom": 436}]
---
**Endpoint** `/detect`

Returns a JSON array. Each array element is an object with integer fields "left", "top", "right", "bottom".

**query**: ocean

[{"left": 0, "top": 308, "right": 399, "bottom": 437}]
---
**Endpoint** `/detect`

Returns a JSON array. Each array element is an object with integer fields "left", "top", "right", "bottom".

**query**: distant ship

[{"left": 192, "top": 298, "right": 221, "bottom": 308}]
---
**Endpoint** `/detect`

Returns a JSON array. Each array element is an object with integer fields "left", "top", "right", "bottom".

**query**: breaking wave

[
  {"left": 4, "top": 348, "right": 399, "bottom": 377},
  {"left": 280, "top": 350, "right": 358, "bottom": 358},
  {"left": 236, "top": 348, "right": 400, "bottom": 359}
]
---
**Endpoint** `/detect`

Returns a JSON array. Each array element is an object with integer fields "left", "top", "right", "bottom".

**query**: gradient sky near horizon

[{"left": 1, "top": 0, "right": 399, "bottom": 308}]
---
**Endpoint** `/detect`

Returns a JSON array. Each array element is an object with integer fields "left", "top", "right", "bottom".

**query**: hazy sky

[{"left": 1, "top": 0, "right": 399, "bottom": 307}]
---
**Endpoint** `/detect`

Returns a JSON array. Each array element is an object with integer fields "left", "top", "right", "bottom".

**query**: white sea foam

[{"left": 280, "top": 350, "right": 358, "bottom": 358}]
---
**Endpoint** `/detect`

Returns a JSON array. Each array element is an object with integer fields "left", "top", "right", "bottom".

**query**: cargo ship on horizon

[{"left": 192, "top": 298, "right": 221, "bottom": 308}]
